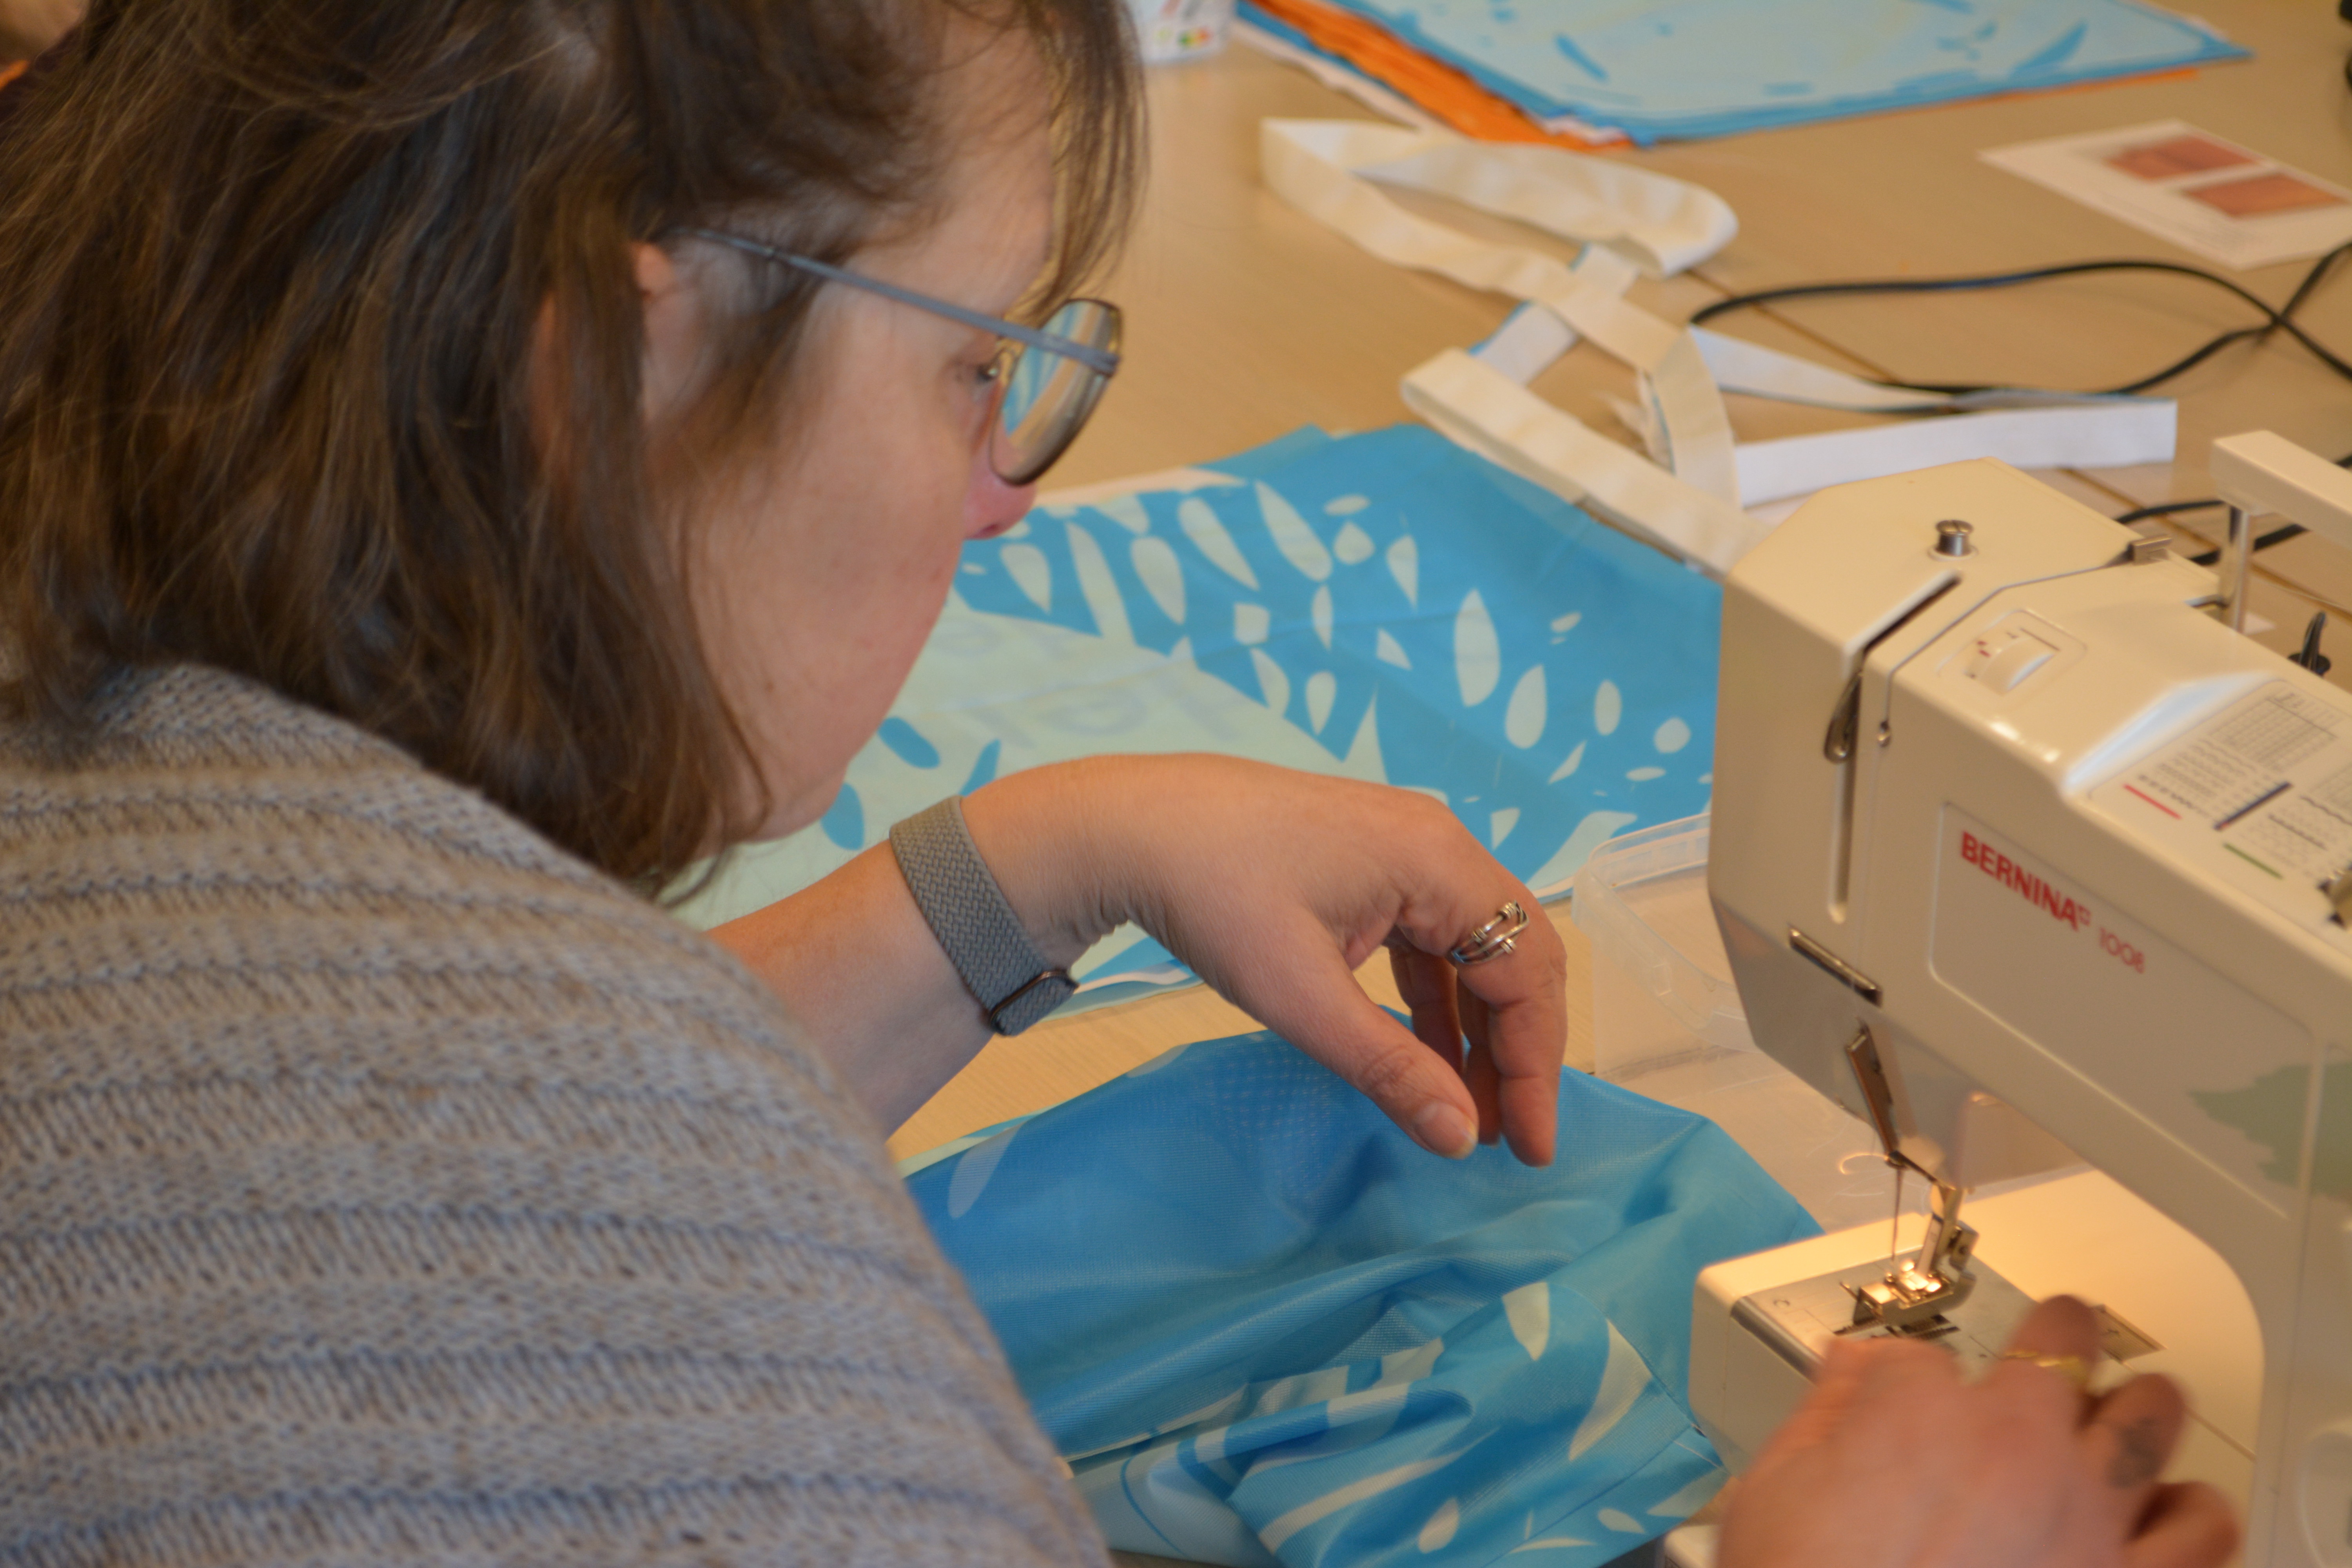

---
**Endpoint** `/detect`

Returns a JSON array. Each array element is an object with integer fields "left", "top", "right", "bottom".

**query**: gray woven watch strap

[{"left": 889, "top": 797, "right": 1074, "bottom": 1035}]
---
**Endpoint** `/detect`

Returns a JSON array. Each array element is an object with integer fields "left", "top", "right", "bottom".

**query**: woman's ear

[{"left": 633, "top": 241, "right": 705, "bottom": 424}]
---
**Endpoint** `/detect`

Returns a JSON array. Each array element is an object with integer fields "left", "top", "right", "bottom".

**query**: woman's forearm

[{"left": 710, "top": 755, "right": 1568, "bottom": 1166}]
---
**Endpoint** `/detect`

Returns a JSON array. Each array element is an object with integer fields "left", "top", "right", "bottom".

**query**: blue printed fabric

[
  {"left": 675, "top": 426, "right": 1718, "bottom": 993},
  {"left": 1241, "top": 0, "right": 2243, "bottom": 145},
  {"left": 905, "top": 1030, "right": 1820, "bottom": 1566}
]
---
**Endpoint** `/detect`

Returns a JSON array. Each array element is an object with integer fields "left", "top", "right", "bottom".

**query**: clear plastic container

[
  {"left": 1572, "top": 814, "right": 1899, "bottom": 1233},
  {"left": 1124, "top": 0, "right": 1236, "bottom": 62}
]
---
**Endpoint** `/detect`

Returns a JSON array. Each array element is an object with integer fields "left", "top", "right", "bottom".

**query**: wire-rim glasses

[{"left": 677, "top": 227, "right": 1122, "bottom": 486}]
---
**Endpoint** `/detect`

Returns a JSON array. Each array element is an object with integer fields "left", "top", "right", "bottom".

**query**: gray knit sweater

[{"left": 0, "top": 664, "right": 1109, "bottom": 1567}]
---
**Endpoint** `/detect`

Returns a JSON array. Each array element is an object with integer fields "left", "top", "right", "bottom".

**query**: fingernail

[{"left": 1413, "top": 1102, "right": 1477, "bottom": 1160}]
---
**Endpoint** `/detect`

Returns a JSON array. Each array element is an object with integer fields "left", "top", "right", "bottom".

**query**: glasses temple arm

[{"left": 677, "top": 227, "right": 1120, "bottom": 376}]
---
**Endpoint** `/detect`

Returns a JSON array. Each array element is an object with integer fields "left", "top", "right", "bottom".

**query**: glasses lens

[{"left": 991, "top": 299, "right": 1121, "bottom": 485}]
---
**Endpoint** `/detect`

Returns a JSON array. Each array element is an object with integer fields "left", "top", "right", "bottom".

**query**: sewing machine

[{"left": 1688, "top": 434, "right": 2352, "bottom": 1565}]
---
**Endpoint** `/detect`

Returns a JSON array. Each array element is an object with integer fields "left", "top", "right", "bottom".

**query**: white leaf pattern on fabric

[
  {"left": 1599, "top": 1509, "right": 1644, "bottom": 1534},
  {"left": 1260, "top": 1455, "right": 1459, "bottom": 1551},
  {"left": 1509, "top": 1539, "right": 1596, "bottom": 1554},
  {"left": 1505, "top": 665, "right": 1548, "bottom": 749},
  {"left": 1258, "top": 483, "right": 1334, "bottom": 582},
  {"left": 1181, "top": 497, "right": 1260, "bottom": 588},
  {"left": 1344, "top": 697, "right": 1386, "bottom": 780},
  {"left": 1490, "top": 807, "right": 1520, "bottom": 848},
  {"left": 1387, "top": 534, "right": 1419, "bottom": 606},
  {"left": 1527, "top": 809, "right": 1638, "bottom": 894},
  {"left": 1455, "top": 590, "right": 1500, "bottom": 706},
  {"left": 1381, "top": 1339, "right": 1445, "bottom": 1385},
  {"left": 1306, "top": 672, "right": 1338, "bottom": 736},
  {"left": 1626, "top": 766, "right": 1665, "bottom": 781},
  {"left": 1131, "top": 535, "right": 1187, "bottom": 624},
  {"left": 1644, "top": 1465, "right": 1728, "bottom": 1520},
  {"left": 1568, "top": 1323, "right": 1651, "bottom": 1461},
  {"left": 674, "top": 428, "right": 1724, "bottom": 1009},
  {"left": 1096, "top": 494, "right": 1151, "bottom": 535},
  {"left": 947, "top": 1125, "right": 1021, "bottom": 1218},
  {"left": 1548, "top": 741, "right": 1586, "bottom": 783},
  {"left": 1550, "top": 612, "right": 1582, "bottom": 633},
  {"left": 1000, "top": 543, "right": 1052, "bottom": 610},
  {"left": 1594, "top": 679, "right": 1623, "bottom": 735},
  {"left": 1066, "top": 523, "right": 1131, "bottom": 646},
  {"left": 1251, "top": 649, "right": 1290, "bottom": 715},
  {"left": 1418, "top": 1498, "right": 1461, "bottom": 1553},
  {"left": 1653, "top": 716, "right": 1691, "bottom": 754},
  {"left": 1258, "top": 1366, "right": 1352, "bottom": 1415},
  {"left": 1502, "top": 1281, "right": 1550, "bottom": 1361}
]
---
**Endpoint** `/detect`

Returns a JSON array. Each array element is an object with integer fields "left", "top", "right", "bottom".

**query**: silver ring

[{"left": 1448, "top": 900, "right": 1529, "bottom": 966}]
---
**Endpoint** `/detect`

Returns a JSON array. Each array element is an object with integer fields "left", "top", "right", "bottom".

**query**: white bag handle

[{"left": 1263, "top": 119, "right": 2176, "bottom": 576}]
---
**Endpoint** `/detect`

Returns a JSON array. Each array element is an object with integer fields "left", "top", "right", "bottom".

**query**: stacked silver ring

[{"left": 1448, "top": 900, "right": 1529, "bottom": 966}]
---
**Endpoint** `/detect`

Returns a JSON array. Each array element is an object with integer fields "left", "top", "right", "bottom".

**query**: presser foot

[
  {"left": 1731, "top": 1254, "right": 2036, "bottom": 1375},
  {"left": 1846, "top": 1260, "right": 1977, "bottom": 1335}
]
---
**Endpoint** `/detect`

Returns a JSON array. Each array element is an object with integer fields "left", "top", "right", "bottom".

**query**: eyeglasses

[{"left": 677, "top": 227, "right": 1122, "bottom": 486}]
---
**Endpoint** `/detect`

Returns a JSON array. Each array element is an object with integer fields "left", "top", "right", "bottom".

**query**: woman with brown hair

[{"left": 0, "top": 3, "right": 2234, "bottom": 1565}]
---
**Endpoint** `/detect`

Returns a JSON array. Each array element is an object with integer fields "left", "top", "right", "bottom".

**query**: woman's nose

[{"left": 964, "top": 453, "right": 1036, "bottom": 541}]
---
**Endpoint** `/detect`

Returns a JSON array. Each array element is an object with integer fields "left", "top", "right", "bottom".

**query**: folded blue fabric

[
  {"left": 1250, "top": 0, "right": 2243, "bottom": 145},
  {"left": 907, "top": 1031, "right": 1819, "bottom": 1565}
]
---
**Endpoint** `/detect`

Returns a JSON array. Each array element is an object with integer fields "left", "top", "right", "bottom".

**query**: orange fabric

[
  {"left": 0, "top": 60, "right": 28, "bottom": 91},
  {"left": 1248, "top": 0, "right": 1620, "bottom": 150}
]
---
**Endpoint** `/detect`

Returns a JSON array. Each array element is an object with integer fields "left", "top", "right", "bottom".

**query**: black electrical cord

[{"left": 1688, "top": 241, "right": 2352, "bottom": 400}]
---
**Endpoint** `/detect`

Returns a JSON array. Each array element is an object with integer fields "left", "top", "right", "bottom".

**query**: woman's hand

[
  {"left": 715, "top": 755, "right": 1565, "bottom": 1155},
  {"left": 969, "top": 755, "right": 1567, "bottom": 1166},
  {"left": 1719, "top": 1295, "right": 2239, "bottom": 1568}
]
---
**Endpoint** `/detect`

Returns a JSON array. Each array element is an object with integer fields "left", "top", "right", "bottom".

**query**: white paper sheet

[{"left": 1982, "top": 120, "right": 2352, "bottom": 272}]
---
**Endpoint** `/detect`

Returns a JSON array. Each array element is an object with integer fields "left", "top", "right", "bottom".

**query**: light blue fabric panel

[
  {"left": 671, "top": 427, "right": 1719, "bottom": 993},
  {"left": 1248, "top": 0, "right": 2243, "bottom": 144},
  {"left": 907, "top": 1030, "right": 1819, "bottom": 1566}
]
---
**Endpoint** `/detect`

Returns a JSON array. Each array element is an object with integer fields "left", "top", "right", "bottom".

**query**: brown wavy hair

[{"left": 0, "top": 0, "right": 1139, "bottom": 893}]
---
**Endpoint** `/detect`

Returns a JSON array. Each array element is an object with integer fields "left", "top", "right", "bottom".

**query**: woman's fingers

[
  {"left": 1263, "top": 933, "right": 1485, "bottom": 1158},
  {"left": 2001, "top": 1293, "right": 2105, "bottom": 1369},
  {"left": 1388, "top": 882, "right": 1563, "bottom": 1167},
  {"left": 1986, "top": 1294, "right": 2104, "bottom": 1418},
  {"left": 1461, "top": 988, "right": 1504, "bottom": 1145},
  {"left": 2080, "top": 1373, "right": 2189, "bottom": 1536},
  {"left": 1388, "top": 942, "right": 1464, "bottom": 1074},
  {"left": 2125, "top": 1483, "right": 2239, "bottom": 1568}
]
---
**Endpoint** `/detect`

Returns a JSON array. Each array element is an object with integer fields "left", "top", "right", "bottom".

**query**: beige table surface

[{"left": 888, "top": 13, "right": 2352, "bottom": 1559}]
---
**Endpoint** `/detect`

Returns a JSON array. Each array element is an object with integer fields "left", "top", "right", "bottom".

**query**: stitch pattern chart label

[{"left": 2091, "top": 681, "right": 2352, "bottom": 941}]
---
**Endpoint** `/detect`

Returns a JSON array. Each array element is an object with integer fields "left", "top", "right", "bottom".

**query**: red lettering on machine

[{"left": 1958, "top": 831, "right": 2094, "bottom": 931}]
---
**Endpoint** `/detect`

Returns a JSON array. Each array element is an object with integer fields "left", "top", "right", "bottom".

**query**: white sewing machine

[{"left": 1688, "top": 434, "right": 2352, "bottom": 1565}]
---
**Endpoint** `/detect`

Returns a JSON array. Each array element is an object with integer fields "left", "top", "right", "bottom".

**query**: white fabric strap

[
  {"left": 1263, "top": 118, "right": 2177, "bottom": 576},
  {"left": 1260, "top": 119, "right": 1737, "bottom": 279},
  {"left": 1402, "top": 350, "right": 1769, "bottom": 575},
  {"left": 1261, "top": 118, "right": 1745, "bottom": 514},
  {"left": 1734, "top": 401, "right": 2180, "bottom": 508}
]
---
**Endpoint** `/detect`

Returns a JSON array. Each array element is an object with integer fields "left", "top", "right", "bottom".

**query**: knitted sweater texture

[{"left": 0, "top": 665, "right": 1108, "bottom": 1568}]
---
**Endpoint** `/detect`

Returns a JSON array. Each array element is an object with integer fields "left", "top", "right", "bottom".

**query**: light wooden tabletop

[
  {"left": 890, "top": 0, "right": 2352, "bottom": 1167},
  {"left": 893, "top": 17, "right": 2350, "bottom": 1556}
]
